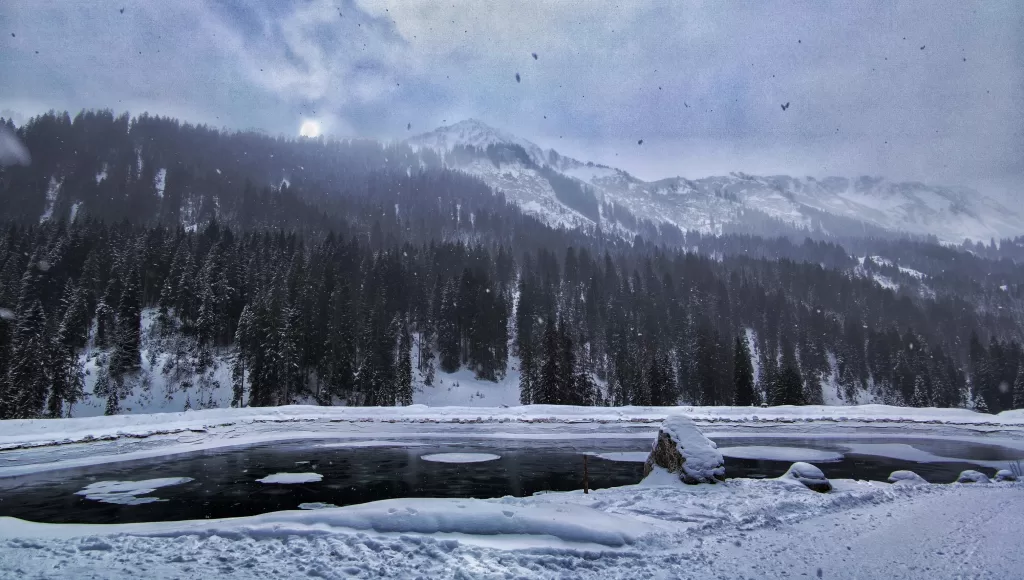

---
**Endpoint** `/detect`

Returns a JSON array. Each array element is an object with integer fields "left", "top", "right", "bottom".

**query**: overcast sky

[{"left": 2, "top": 0, "right": 1021, "bottom": 191}]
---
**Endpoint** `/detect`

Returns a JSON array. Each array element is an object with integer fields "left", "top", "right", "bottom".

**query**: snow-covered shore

[
  {"left": 3, "top": 404, "right": 1022, "bottom": 451},
  {"left": 1, "top": 407, "right": 1023, "bottom": 578},
  {"left": 1, "top": 475, "right": 1021, "bottom": 579}
]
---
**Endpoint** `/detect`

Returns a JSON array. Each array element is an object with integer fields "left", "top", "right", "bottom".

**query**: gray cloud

[{"left": 1, "top": 0, "right": 1021, "bottom": 190}]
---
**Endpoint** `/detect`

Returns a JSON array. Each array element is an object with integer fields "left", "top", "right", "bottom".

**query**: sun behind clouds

[{"left": 299, "top": 120, "right": 321, "bottom": 138}]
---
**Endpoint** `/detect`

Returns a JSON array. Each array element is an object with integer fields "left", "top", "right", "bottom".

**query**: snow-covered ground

[
  {"left": 1, "top": 408, "right": 1023, "bottom": 578},
  {"left": 1, "top": 467, "right": 1021, "bottom": 578},
  {"left": 5, "top": 403, "right": 1021, "bottom": 451}
]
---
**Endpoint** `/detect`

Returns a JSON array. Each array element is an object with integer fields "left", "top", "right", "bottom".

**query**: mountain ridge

[{"left": 407, "top": 119, "right": 1023, "bottom": 243}]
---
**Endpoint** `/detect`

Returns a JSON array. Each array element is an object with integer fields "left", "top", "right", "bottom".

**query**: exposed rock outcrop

[{"left": 642, "top": 415, "right": 725, "bottom": 484}]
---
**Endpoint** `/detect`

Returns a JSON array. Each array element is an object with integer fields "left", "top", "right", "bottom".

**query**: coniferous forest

[{"left": 1, "top": 111, "right": 1024, "bottom": 419}]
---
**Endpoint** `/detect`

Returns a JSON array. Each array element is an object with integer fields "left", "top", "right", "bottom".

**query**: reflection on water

[{"left": 0, "top": 436, "right": 1017, "bottom": 524}]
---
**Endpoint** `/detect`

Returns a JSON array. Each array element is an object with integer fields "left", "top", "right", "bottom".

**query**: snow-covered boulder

[
  {"left": 955, "top": 470, "right": 990, "bottom": 484},
  {"left": 780, "top": 462, "right": 832, "bottom": 492},
  {"left": 888, "top": 470, "right": 928, "bottom": 485},
  {"left": 994, "top": 469, "right": 1018, "bottom": 482},
  {"left": 642, "top": 415, "right": 725, "bottom": 484}
]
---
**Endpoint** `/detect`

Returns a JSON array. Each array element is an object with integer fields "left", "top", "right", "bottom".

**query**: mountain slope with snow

[{"left": 408, "top": 120, "right": 1023, "bottom": 243}]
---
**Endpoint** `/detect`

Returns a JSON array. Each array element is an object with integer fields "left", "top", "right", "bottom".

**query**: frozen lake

[{"left": 0, "top": 435, "right": 1019, "bottom": 524}]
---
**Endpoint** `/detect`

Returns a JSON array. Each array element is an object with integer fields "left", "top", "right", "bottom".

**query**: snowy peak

[
  {"left": 407, "top": 121, "right": 1024, "bottom": 243},
  {"left": 408, "top": 119, "right": 549, "bottom": 167}
]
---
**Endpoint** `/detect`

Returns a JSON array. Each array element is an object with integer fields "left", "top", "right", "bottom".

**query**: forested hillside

[{"left": 1, "top": 111, "right": 1023, "bottom": 419}]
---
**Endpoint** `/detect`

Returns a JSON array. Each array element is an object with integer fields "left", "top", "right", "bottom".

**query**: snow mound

[
  {"left": 994, "top": 469, "right": 1018, "bottom": 482},
  {"left": 780, "top": 462, "right": 832, "bottom": 492},
  {"left": 888, "top": 470, "right": 929, "bottom": 485},
  {"left": 719, "top": 446, "right": 843, "bottom": 463},
  {"left": 256, "top": 473, "right": 323, "bottom": 484},
  {"left": 75, "top": 478, "right": 193, "bottom": 505},
  {"left": 2, "top": 498, "right": 645, "bottom": 548},
  {"left": 956, "top": 470, "right": 990, "bottom": 484},
  {"left": 420, "top": 453, "right": 500, "bottom": 464},
  {"left": 643, "top": 415, "right": 725, "bottom": 484}
]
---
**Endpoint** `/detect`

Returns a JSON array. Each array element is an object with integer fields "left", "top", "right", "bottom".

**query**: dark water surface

[{"left": 0, "top": 436, "right": 1017, "bottom": 524}]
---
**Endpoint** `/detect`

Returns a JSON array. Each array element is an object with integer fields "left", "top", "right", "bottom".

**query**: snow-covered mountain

[{"left": 407, "top": 120, "right": 1023, "bottom": 243}]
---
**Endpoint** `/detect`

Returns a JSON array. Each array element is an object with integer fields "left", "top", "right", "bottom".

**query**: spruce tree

[
  {"left": 397, "top": 323, "right": 413, "bottom": 405},
  {"left": 4, "top": 262, "right": 50, "bottom": 419},
  {"left": 437, "top": 279, "right": 460, "bottom": 373},
  {"left": 48, "top": 282, "right": 87, "bottom": 417},
  {"left": 323, "top": 285, "right": 355, "bottom": 401},
  {"left": 911, "top": 374, "right": 930, "bottom": 408},
  {"left": 1012, "top": 364, "right": 1024, "bottom": 410},
  {"left": 538, "top": 317, "right": 560, "bottom": 404},
  {"left": 732, "top": 336, "right": 756, "bottom": 406},
  {"left": 109, "top": 264, "right": 142, "bottom": 377}
]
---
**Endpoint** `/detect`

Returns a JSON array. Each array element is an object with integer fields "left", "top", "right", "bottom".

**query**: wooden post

[{"left": 583, "top": 454, "right": 590, "bottom": 494}]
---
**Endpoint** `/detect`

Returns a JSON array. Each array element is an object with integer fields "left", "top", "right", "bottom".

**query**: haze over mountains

[
  {"left": 2, "top": 109, "right": 1024, "bottom": 421},
  {"left": 408, "top": 119, "right": 1023, "bottom": 245}
]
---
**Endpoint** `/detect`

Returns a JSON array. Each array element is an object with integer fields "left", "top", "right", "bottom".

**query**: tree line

[{"left": 1, "top": 218, "right": 1023, "bottom": 419}]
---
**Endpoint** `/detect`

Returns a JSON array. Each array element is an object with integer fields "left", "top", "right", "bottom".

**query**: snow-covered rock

[
  {"left": 994, "top": 469, "right": 1018, "bottom": 482},
  {"left": 780, "top": 462, "right": 832, "bottom": 492},
  {"left": 642, "top": 415, "right": 725, "bottom": 484},
  {"left": 955, "top": 470, "right": 990, "bottom": 484},
  {"left": 887, "top": 470, "right": 928, "bottom": 485}
]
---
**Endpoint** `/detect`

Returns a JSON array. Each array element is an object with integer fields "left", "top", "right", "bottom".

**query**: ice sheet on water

[
  {"left": 317, "top": 440, "right": 428, "bottom": 448},
  {"left": 719, "top": 446, "right": 843, "bottom": 462},
  {"left": 587, "top": 451, "right": 650, "bottom": 462},
  {"left": 256, "top": 472, "right": 323, "bottom": 484},
  {"left": 75, "top": 477, "right": 193, "bottom": 505},
  {"left": 420, "top": 453, "right": 500, "bottom": 464}
]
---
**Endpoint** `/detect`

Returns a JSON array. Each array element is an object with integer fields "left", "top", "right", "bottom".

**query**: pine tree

[
  {"left": 733, "top": 336, "right": 756, "bottom": 406},
  {"left": 436, "top": 279, "right": 460, "bottom": 373},
  {"left": 231, "top": 302, "right": 254, "bottom": 407},
  {"left": 968, "top": 331, "right": 994, "bottom": 413},
  {"left": 557, "top": 320, "right": 577, "bottom": 404},
  {"left": 1012, "top": 364, "right": 1024, "bottom": 410},
  {"left": 109, "top": 263, "right": 142, "bottom": 377},
  {"left": 397, "top": 323, "right": 413, "bottom": 405},
  {"left": 279, "top": 305, "right": 303, "bottom": 405},
  {"left": 323, "top": 285, "right": 355, "bottom": 401},
  {"left": 48, "top": 282, "right": 88, "bottom": 417},
  {"left": 773, "top": 340, "right": 804, "bottom": 405},
  {"left": 911, "top": 374, "right": 930, "bottom": 407},
  {"left": 648, "top": 352, "right": 677, "bottom": 406},
  {"left": 519, "top": 340, "right": 536, "bottom": 405},
  {"left": 4, "top": 262, "right": 51, "bottom": 419},
  {"left": 538, "top": 317, "right": 560, "bottom": 404}
]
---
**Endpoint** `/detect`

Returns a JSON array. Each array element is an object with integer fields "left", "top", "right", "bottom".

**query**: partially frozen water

[{"left": 0, "top": 436, "right": 1018, "bottom": 524}]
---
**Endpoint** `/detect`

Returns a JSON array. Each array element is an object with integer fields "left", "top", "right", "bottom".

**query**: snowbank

[
  {"left": 3, "top": 477, "right": 1024, "bottom": 578},
  {"left": 4, "top": 403, "right": 1019, "bottom": 451},
  {"left": 0, "top": 497, "right": 645, "bottom": 547}
]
